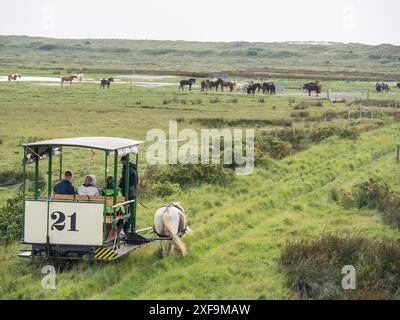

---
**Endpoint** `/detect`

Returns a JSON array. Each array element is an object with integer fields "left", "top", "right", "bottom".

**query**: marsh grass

[{"left": 281, "top": 235, "right": 400, "bottom": 300}]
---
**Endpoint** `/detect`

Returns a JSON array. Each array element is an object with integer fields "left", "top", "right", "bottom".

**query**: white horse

[
  {"left": 77, "top": 73, "right": 84, "bottom": 82},
  {"left": 153, "top": 203, "right": 189, "bottom": 257},
  {"left": 236, "top": 81, "right": 252, "bottom": 93}
]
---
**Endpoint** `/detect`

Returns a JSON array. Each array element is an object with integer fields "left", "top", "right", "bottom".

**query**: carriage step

[
  {"left": 126, "top": 232, "right": 153, "bottom": 245},
  {"left": 18, "top": 252, "right": 33, "bottom": 259},
  {"left": 94, "top": 244, "right": 141, "bottom": 261},
  {"left": 94, "top": 247, "right": 118, "bottom": 261}
]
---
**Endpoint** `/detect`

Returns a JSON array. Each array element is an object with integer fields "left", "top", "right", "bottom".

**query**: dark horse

[
  {"left": 100, "top": 78, "right": 114, "bottom": 89},
  {"left": 179, "top": 78, "right": 196, "bottom": 91},
  {"left": 61, "top": 75, "right": 77, "bottom": 86},
  {"left": 220, "top": 80, "right": 236, "bottom": 92},
  {"left": 209, "top": 78, "right": 224, "bottom": 91},
  {"left": 261, "top": 82, "right": 276, "bottom": 95},
  {"left": 301, "top": 82, "right": 323, "bottom": 96},
  {"left": 397, "top": 83, "right": 400, "bottom": 89},
  {"left": 247, "top": 83, "right": 261, "bottom": 95}
]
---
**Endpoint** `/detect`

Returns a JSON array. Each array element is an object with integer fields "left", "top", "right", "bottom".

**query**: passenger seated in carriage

[
  {"left": 77, "top": 175, "right": 99, "bottom": 196},
  {"left": 53, "top": 171, "right": 76, "bottom": 195},
  {"left": 103, "top": 176, "right": 121, "bottom": 197}
]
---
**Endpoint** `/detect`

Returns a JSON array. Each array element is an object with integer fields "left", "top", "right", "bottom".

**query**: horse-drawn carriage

[{"left": 19, "top": 137, "right": 188, "bottom": 265}]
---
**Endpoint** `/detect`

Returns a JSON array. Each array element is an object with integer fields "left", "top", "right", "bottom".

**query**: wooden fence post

[{"left": 397, "top": 145, "right": 400, "bottom": 163}]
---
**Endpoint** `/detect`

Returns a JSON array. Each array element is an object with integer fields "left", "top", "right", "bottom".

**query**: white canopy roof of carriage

[{"left": 24, "top": 137, "right": 144, "bottom": 155}]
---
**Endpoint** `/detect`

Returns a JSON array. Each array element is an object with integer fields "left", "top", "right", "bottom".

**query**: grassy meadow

[
  {"left": 2, "top": 36, "right": 400, "bottom": 80},
  {"left": 1, "top": 37, "right": 400, "bottom": 300}
]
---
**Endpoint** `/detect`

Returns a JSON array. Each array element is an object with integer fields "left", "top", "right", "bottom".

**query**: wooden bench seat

[{"left": 53, "top": 194, "right": 125, "bottom": 206}]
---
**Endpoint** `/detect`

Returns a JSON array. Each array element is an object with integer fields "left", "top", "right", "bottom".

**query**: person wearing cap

[
  {"left": 118, "top": 156, "right": 138, "bottom": 200},
  {"left": 118, "top": 156, "right": 138, "bottom": 234},
  {"left": 53, "top": 171, "right": 76, "bottom": 195}
]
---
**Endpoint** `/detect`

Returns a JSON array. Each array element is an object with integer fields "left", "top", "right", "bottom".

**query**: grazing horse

[
  {"left": 261, "top": 82, "right": 276, "bottom": 95},
  {"left": 220, "top": 80, "right": 236, "bottom": 92},
  {"left": 301, "top": 82, "right": 323, "bottom": 96},
  {"left": 397, "top": 83, "right": 400, "bottom": 89},
  {"left": 61, "top": 75, "right": 77, "bottom": 86},
  {"left": 209, "top": 78, "right": 224, "bottom": 91},
  {"left": 77, "top": 73, "right": 84, "bottom": 82},
  {"left": 179, "top": 78, "right": 196, "bottom": 91},
  {"left": 236, "top": 81, "right": 252, "bottom": 93},
  {"left": 8, "top": 74, "right": 21, "bottom": 82},
  {"left": 100, "top": 78, "right": 114, "bottom": 89},
  {"left": 153, "top": 202, "right": 189, "bottom": 257},
  {"left": 247, "top": 83, "right": 261, "bottom": 95},
  {"left": 201, "top": 80, "right": 210, "bottom": 92}
]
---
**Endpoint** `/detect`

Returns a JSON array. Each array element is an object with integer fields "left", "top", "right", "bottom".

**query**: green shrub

[
  {"left": 210, "top": 98, "right": 221, "bottom": 104},
  {"left": 151, "top": 182, "right": 181, "bottom": 198},
  {"left": 311, "top": 125, "right": 358, "bottom": 142},
  {"left": 339, "top": 178, "right": 391, "bottom": 211},
  {"left": 254, "top": 148, "right": 274, "bottom": 168},
  {"left": 157, "top": 163, "right": 234, "bottom": 188},
  {"left": 228, "top": 98, "right": 238, "bottom": 104},
  {"left": 0, "top": 193, "right": 23, "bottom": 245},
  {"left": 310, "top": 126, "right": 338, "bottom": 142},
  {"left": 257, "top": 136, "right": 292, "bottom": 160},
  {"left": 381, "top": 196, "right": 400, "bottom": 230},
  {"left": 336, "top": 126, "right": 359, "bottom": 139},
  {"left": 291, "top": 111, "right": 309, "bottom": 118},
  {"left": 281, "top": 235, "right": 400, "bottom": 300},
  {"left": 293, "top": 104, "right": 308, "bottom": 110}
]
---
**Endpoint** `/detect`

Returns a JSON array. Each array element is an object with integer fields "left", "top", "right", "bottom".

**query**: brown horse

[
  {"left": 100, "top": 78, "right": 114, "bottom": 89},
  {"left": 220, "top": 81, "right": 236, "bottom": 92},
  {"left": 8, "top": 74, "right": 21, "bottom": 82},
  {"left": 209, "top": 78, "right": 224, "bottom": 91},
  {"left": 61, "top": 75, "right": 77, "bottom": 86},
  {"left": 301, "top": 81, "right": 323, "bottom": 96},
  {"left": 201, "top": 80, "right": 210, "bottom": 92}
]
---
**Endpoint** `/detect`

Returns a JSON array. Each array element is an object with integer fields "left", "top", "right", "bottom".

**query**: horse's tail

[{"left": 161, "top": 213, "right": 187, "bottom": 256}]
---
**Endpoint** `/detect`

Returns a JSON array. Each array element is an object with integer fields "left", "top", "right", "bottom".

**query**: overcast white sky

[{"left": 0, "top": 0, "right": 398, "bottom": 45}]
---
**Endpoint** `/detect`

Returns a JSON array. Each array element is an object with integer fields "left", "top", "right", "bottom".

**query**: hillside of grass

[
  {"left": 0, "top": 76, "right": 400, "bottom": 298},
  {"left": 2, "top": 36, "right": 400, "bottom": 80},
  {"left": 1, "top": 122, "right": 400, "bottom": 299}
]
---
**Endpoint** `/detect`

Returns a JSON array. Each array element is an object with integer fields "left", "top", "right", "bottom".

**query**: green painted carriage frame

[{"left": 21, "top": 137, "right": 146, "bottom": 262}]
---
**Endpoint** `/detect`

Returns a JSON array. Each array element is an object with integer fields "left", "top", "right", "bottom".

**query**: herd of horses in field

[
  {"left": 7, "top": 74, "right": 21, "bottom": 81},
  {"left": 6, "top": 72, "right": 400, "bottom": 96},
  {"left": 180, "top": 77, "right": 323, "bottom": 96},
  {"left": 375, "top": 82, "right": 391, "bottom": 93}
]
